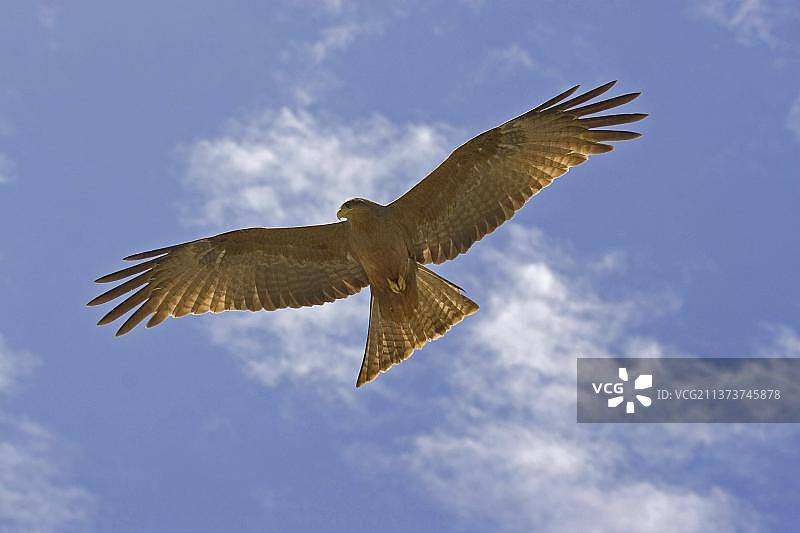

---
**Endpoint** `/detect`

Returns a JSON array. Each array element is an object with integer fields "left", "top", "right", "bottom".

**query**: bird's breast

[{"left": 348, "top": 221, "right": 410, "bottom": 282}]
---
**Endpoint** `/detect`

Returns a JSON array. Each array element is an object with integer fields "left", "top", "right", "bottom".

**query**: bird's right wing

[
  {"left": 88, "top": 223, "right": 368, "bottom": 336},
  {"left": 388, "top": 81, "right": 647, "bottom": 264}
]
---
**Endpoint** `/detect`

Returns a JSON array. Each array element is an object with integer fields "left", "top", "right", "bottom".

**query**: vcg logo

[{"left": 591, "top": 367, "right": 653, "bottom": 414}]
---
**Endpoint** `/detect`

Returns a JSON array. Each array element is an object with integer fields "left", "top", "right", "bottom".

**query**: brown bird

[{"left": 88, "top": 81, "right": 646, "bottom": 387}]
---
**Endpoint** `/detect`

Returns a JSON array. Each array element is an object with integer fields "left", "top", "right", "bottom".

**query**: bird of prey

[{"left": 89, "top": 80, "right": 646, "bottom": 387}]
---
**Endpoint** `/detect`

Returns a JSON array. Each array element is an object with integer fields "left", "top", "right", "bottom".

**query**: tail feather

[{"left": 356, "top": 265, "right": 478, "bottom": 387}]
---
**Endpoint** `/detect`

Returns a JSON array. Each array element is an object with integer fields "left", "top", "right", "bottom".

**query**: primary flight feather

[{"left": 89, "top": 80, "right": 647, "bottom": 387}]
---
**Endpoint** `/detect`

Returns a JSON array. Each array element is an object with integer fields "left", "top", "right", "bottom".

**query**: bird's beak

[{"left": 336, "top": 208, "right": 347, "bottom": 220}]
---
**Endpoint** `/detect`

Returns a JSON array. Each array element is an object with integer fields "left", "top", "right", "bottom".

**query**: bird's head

[{"left": 337, "top": 198, "right": 378, "bottom": 221}]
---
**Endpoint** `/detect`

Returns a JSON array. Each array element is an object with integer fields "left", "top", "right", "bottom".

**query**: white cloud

[
  {"left": 318, "top": 0, "right": 350, "bottom": 14},
  {"left": 693, "top": 0, "right": 785, "bottom": 47},
  {"left": 0, "top": 335, "right": 38, "bottom": 394},
  {"left": 272, "top": 18, "right": 383, "bottom": 105},
  {"left": 35, "top": 1, "right": 63, "bottom": 49},
  {"left": 36, "top": 3, "right": 58, "bottom": 31},
  {"left": 457, "top": 0, "right": 487, "bottom": 12},
  {"left": 0, "top": 154, "right": 14, "bottom": 184},
  {"left": 787, "top": 93, "right": 800, "bottom": 143},
  {"left": 0, "top": 416, "right": 94, "bottom": 533},
  {"left": 307, "top": 22, "right": 382, "bottom": 63},
  {"left": 405, "top": 425, "right": 751, "bottom": 531},
  {"left": 758, "top": 323, "right": 800, "bottom": 355},
  {"left": 0, "top": 336, "right": 93, "bottom": 533},
  {"left": 180, "top": 107, "right": 453, "bottom": 228},
  {"left": 205, "top": 292, "right": 368, "bottom": 389},
  {"left": 489, "top": 43, "right": 536, "bottom": 71},
  {"left": 466, "top": 43, "right": 563, "bottom": 91},
  {"left": 274, "top": 69, "right": 342, "bottom": 107},
  {"left": 590, "top": 250, "right": 628, "bottom": 274}
]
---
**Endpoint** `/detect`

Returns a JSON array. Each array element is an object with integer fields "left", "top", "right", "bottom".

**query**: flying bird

[{"left": 88, "top": 81, "right": 646, "bottom": 387}]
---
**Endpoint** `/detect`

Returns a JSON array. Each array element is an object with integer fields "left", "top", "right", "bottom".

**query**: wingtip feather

[
  {"left": 115, "top": 316, "right": 140, "bottom": 336},
  {"left": 595, "top": 80, "right": 618, "bottom": 93},
  {"left": 580, "top": 113, "right": 648, "bottom": 128},
  {"left": 549, "top": 80, "right": 620, "bottom": 113},
  {"left": 532, "top": 83, "right": 581, "bottom": 112},
  {"left": 568, "top": 92, "right": 642, "bottom": 117},
  {"left": 590, "top": 143, "right": 614, "bottom": 154},
  {"left": 94, "top": 257, "right": 159, "bottom": 283},
  {"left": 123, "top": 246, "right": 173, "bottom": 261},
  {"left": 585, "top": 130, "right": 642, "bottom": 141}
]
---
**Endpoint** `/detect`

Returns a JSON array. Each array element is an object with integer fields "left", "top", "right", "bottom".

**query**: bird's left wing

[
  {"left": 88, "top": 223, "right": 368, "bottom": 336},
  {"left": 388, "top": 81, "right": 647, "bottom": 264}
]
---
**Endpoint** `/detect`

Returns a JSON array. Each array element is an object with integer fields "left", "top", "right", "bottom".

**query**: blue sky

[{"left": 1, "top": 1, "right": 799, "bottom": 531}]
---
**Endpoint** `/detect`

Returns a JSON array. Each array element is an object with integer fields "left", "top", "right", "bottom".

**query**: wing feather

[
  {"left": 568, "top": 92, "right": 640, "bottom": 117},
  {"left": 531, "top": 84, "right": 580, "bottom": 112},
  {"left": 388, "top": 81, "right": 647, "bottom": 264},
  {"left": 547, "top": 80, "right": 618, "bottom": 112},
  {"left": 89, "top": 224, "right": 368, "bottom": 334}
]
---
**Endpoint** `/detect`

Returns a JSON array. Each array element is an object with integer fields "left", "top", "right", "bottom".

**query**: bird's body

[
  {"left": 89, "top": 81, "right": 647, "bottom": 387},
  {"left": 341, "top": 199, "right": 418, "bottom": 320}
]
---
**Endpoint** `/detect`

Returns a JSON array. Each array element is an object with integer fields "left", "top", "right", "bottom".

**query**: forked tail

[{"left": 356, "top": 265, "right": 479, "bottom": 387}]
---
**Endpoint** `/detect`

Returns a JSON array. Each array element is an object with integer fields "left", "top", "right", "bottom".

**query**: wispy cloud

[
  {"left": 0, "top": 335, "right": 38, "bottom": 394},
  {"left": 488, "top": 43, "right": 537, "bottom": 71},
  {"left": 318, "top": 0, "right": 351, "bottom": 14},
  {"left": 691, "top": 0, "right": 797, "bottom": 48},
  {"left": 0, "top": 154, "right": 14, "bottom": 185},
  {"left": 271, "top": 7, "right": 385, "bottom": 105},
  {"left": 0, "top": 416, "right": 94, "bottom": 533},
  {"left": 758, "top": 323, "right": 800, "bottom": 355},
  {"left": 590, "top": 249, "right": 628, "bottom": 274},
  {"left": 787, "top": 93, "right": 800, "bottom": 143},
  {"left": 35, "top": 1, "right": 63, "bottom": 50},
  {"left": 0, "top": 336, "right": 94, "bottom": 533},
  {"left": 473, "top": 44, "right": 562, "bottom": 87},
  {"left": 36, "top": 2, "right": 58, "bottom": 31},
  {"left": 457, "top": 0, "right": 487, "bottom": 12},
  {"left": 307, "top": 22, "right": 382, "bottom": 64}
]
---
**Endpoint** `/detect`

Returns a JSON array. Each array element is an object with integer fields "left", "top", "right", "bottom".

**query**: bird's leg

[
  {"left": 388, "top": 278, "right": 400, "bottom": 293},
  {"left": 388, "top": 275, "right": 406, "bottom": 293}
]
